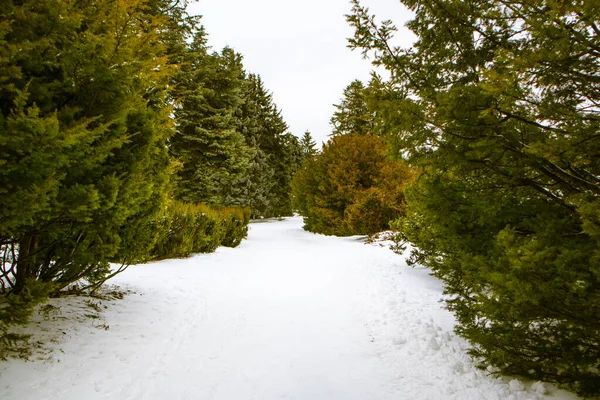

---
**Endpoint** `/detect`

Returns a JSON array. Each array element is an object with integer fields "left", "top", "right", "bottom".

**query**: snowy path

[{"left": 0, "top": 218, "right": 578, "bottom": 400}]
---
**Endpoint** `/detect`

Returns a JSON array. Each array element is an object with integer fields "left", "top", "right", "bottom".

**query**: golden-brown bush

[{"left": 292, "top": 134, "right": 411, "bottom": 236}]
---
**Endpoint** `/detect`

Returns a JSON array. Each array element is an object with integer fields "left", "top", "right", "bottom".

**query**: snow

[{"left": 0, "top": 217, "right": 581, "bottom": 400}]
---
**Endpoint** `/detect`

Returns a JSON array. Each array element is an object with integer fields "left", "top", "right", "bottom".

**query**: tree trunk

[{"left": 14, "top": 234, "right": 39, "bottom": 294}]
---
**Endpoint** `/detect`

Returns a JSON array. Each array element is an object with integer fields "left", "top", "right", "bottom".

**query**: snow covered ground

[{"left": 0, "top": 217, "right": 580, "bottom": 400}]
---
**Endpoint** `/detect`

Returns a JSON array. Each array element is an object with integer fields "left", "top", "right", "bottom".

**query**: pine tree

[
  {"left": 235, "top": 74, "right": 278, "bottom": 216},
  {"left": 299, "top": 130, "right": 318, "bottom": 160},
  {"left": 348, "top": 0, "right": 600, "bottom": 394},
  {"left": 236, "top": 73, "right": 300, "bottom": 217},
  {"left": 270, "top": 132, "right": 303, "bottom": 216},
  {"left": 170, "top": 35, "right": 253, "bottom": 206},
  {"left": 330, "top": 80, "right": 375, "bottom": 136}
]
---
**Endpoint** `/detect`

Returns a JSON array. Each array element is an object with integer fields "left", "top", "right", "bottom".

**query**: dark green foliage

[
  {"left": 330, "top": 80, "right": 375, "bottom": 136},
  {"left": 299, "top": 130, "right": 318, "bottom": 160},
  {"left": 349, "top": 0, "right": 600, "bottom": 394},
  {"left": 236, "top": 74, "right": 303, "bottom": 218},
  {"left": 170, "top": 35, "right": 254, "bottom": 206},
  {"left": 292, "top": 134, "right": 411, "bottom": 236},
  {"left": 244, "top": 148, "right": 276, "bottom": 217},
  {"left": 235, "top": 73, "right": 280, "bottom": 217},
  {"left": 150, "top": 202, "right": 250, "bottom": 260},
  {"left": 170, "top": 45, "right": 301, "bottom": 218},
  {"left": 269, "top": 132, "right": 303, "bottom": 217}
]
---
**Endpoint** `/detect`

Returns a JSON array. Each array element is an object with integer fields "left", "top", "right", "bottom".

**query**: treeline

[
  {"left": 293, "top": 0, "right": 600, "bottom": 395},
  {"left": 0, "top": 0, "right": 300, "bottom": 350},
  {"left": 171, "top": 35, "right": 303, "bottom": 217}
]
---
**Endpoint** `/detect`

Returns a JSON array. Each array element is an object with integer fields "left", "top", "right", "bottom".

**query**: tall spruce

[
  {"left": 236, "top": 74, "right": 301, "bottom": 217},
  {"left": 330, "top": 80, "right": 375, "bottom": 136},
  {"left": 299, "top": 130, "right": 318, "bottom": 160},
  {"left": 169, "top": 35, "right": 253, "bottom": 206},
  {"left": 235, "top": 74, "right": 278, "bottom": 217},
  {"left": 349, "top": 0, "right": 600, "bottom": 394},
  {"left": 271, "top": 132, "right": 303, "bottom": 216}
]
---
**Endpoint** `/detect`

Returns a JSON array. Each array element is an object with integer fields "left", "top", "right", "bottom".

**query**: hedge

[{"left": 150, "top": 202, "right": 250, "bottom": 260}]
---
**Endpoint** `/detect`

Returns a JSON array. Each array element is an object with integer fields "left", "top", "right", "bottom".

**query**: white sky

[{"left": 187, "top": 0, "right": 415, "bottom": 147}]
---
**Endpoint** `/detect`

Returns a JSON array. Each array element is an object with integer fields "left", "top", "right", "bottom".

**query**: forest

[{"left": 1, "top": 0, "right": 599, "bottom": 397}]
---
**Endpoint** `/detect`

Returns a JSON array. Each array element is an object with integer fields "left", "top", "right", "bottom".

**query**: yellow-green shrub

[
  {"left": 219, "top": 207, "right": 251, "bottom": 248},
  {"left": 150, "top": 202, "right": 250, "bottom": 260},
  {"left": 292, "top": 134, "right": 412, "bottom": 236}
]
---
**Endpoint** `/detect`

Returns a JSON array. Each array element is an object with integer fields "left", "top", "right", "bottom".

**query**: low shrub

[
  {"left": 219, "top": 207, "right": 251, "bottom": 248},
  {"left": 150, "top": 202, "right": 250, "bottom": 260}
]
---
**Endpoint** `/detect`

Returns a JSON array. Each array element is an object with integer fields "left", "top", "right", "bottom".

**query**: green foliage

[
  {"left": 292, "top": 134, "right": 411, "bottom": 236},
  {"left": 150, "top": 202, "right": 250, "bottom": 260},
  {"left": 269, "top": 132, "right": 303, "bottom": 217},
  {"left": 168, "top": 36, "right": 302, "bottom": 219},
  {"left": 299, "top": 130, "right": 318, "bottom": 161},
  {"left": 0, "top": 280, "right": 53, "bottom": 359},
  {"left": 330, "top": 80, "right": 375, "bottom": 136},
  {"left": 220, "top": 207, "right": 252, "bottom": 248},
  {"left": 349, "top": 0, "right": 600, "bottom": 394},
  {"left": 170, "top": 34, "right": 254, "bottom": 206},
  {"left": 0, "top": 0, "right": 191, "bottom": 333},
  {"left": 236, "top": 74, "right": 303, "bottom": 218}
]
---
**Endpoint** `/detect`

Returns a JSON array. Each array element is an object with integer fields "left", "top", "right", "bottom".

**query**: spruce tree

[
  {"left": 270, "top": 132, "right": 303, "bottom": 216},
  {"left": 170, "top": 35, "right": 253, "bottom": 206},
  {"left": 299, "top": 130, "right": 318, "bottom": 160},
  {"left": 348, "top": 0, "right": 600, "bottom": 394},
  {"left": 330, "top": 80, "right": 375, "bottom": 136},
  {"left": 236, "top": 74, "right": 301, "bottom": 217},
  {"left": 235, "top": 74, "right": 278, "bottom": 217}
]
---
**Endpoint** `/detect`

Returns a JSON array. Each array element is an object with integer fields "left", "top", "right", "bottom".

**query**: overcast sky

[{"left": 187, "top": 0, "right": 414, "bottom": 146}]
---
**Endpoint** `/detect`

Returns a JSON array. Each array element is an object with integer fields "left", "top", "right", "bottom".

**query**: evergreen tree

[
  {"left": 243, "top": 147, "right": 275, "bottom": 218},
  {"left": 348, "top": 0, "right": 600, "bottom": 394},
  {"left": 170, "top": 35, "right": 253, "bottom": 206},
  {"left": 235, "top": 74, "right": 279, "bottom": 217},
  {"left": 270, "top": 132, "right": 303, "bottom": 216},
  {"left": 330, "top": 80, "right": 375, "bottom": 136},
  {"left": 299, "top": 130, "right": 318, "bottom": 160},
  {"left": 1, "top": 0, "right": 189, "bottom": 334},
  {"left": 292, "top": 134, "right": 410, "bottom": 235},
  {"left": 236, "top": 73, "right": 301, "bottom": 217}
]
